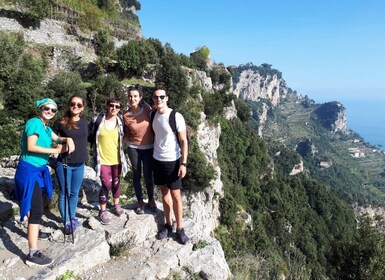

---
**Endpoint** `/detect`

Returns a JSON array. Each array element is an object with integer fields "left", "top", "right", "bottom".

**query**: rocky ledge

[{"left": 0, "top": 162, "right": 230, "bottom": 280}]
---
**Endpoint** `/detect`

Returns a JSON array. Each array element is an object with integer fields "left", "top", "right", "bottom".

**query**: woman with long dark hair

[
  {"left": 53, "top": 95, "right": 88, "bottom": 234},
  {"left": 123, "top": 85, "right": 156, "bottom": 214}
]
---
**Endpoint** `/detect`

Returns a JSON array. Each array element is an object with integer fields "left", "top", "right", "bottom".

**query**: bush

[
  {"left": 46, "top": 71, "right": 87, "bottom": 111},
  {"left": 182, "top": 137, "right": 215, "bottom": 193},
  {"left": 0, "top": 115, "right": 23, "bottom": 158}
]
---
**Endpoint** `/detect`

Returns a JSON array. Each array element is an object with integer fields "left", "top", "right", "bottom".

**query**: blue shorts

[{"left": 152, "top": 157, "right": 182, "bottom": 190}]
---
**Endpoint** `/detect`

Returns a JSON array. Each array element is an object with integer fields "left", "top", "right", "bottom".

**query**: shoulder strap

[
  {"left": 88, "top": 114, "right": 104, "bottom": 145},
  {"left": 169, "top": 110, "right": 177, "bottom": 135},
  {"left": 169, "top": 110, "right": 181, "bottom": 148},
  {"left": 94, "top": 114, "right": 103, "bottom": 130},
  {"left": 150, "top": 110, "right": 157, "bottom": 128}
]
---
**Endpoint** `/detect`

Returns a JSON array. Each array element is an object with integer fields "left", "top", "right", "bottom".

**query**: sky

[{"left": 137, "top": 0, "right": 385, "bottom": 147}]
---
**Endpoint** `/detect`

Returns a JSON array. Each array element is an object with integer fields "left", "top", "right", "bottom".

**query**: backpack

[
  {"left": 150, "top": 109, "right": 184, "bottom": 149},
  {"left": 88, "top": 114, "right": 103, "bottom": 147}
]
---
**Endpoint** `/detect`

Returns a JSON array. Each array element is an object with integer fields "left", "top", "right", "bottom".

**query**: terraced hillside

[{"left": 260, "top": 95, "right": 385, "bottom": 205}]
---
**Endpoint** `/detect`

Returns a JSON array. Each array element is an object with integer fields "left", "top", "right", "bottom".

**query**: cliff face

[
  {"left": 313, "top": 101, "right": 347, "bottom": 133},
  {"left": 232, "top": 68, "right": 288, "bottom": 106},
  {"left": 231, "top": 65, "right": 348, "bottom": 135}
]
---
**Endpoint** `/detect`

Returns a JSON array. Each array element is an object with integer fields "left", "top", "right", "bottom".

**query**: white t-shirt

[{"left": 153, "top": 109, "right": 186, "bottom": 161}]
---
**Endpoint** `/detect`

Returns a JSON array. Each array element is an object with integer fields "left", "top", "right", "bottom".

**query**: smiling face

[
  {"left": 152, "top": 89, "right": 168, "bottom": 111},
  {"left": 39, "top": 104, "right": 57, "bottom": 122},
  {"left": 128, "top": 90, "right": 142, "bottom": 108},
  {"left": 69, "top": 96, "right": 84, "bottom": 117},
  {"left": 107, "top": 101, "right": 121, "bottom": 117}
]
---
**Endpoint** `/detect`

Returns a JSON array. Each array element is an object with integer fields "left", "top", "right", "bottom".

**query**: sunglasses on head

[
  {"left": 70, "top": 102, "right": 83, "bottom": 108},
  {"left": 152, "top": 95, "right": 167, "bottom": 100},
  {"left": 42, "top": 106, "right": 58, "bottom": 113},
  {"left": 109, "top": 104, "right": 121, "bottom": 109}
]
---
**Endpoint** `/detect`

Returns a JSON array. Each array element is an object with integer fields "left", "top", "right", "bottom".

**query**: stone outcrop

[
  {"left": 313, "top": 101, "right": 347, "bottom": 133},
  {"left": 232, "top": 68, "right": 288, "bottom": 106},
  {"left": 289, "top": 161, "right": 304, "bottom": 176},
  {"left": 0, "top": 169, "right": 230, "bottom": 280}
]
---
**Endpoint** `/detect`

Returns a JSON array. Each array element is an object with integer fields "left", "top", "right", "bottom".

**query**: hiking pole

[{"left": 63, "top": 152, "right": 74, "bottom": 244}]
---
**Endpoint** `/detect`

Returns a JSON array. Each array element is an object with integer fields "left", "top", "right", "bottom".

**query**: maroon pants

[{"left": 99, "top": 164, "right": 122, "bottom": 205}]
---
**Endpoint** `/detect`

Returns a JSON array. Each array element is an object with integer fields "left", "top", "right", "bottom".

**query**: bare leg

[
  {"left": 171, "top": 189, "right": 183, "bottom": 229},
  {"left": 28, "top": 223, "right": 39, "bottom": 249},
  {"left": 113, "top": 197, "right": 119, "bottom": 205},
  {"left": 160, "top": 185, "right": 173, "bottom": 225}
]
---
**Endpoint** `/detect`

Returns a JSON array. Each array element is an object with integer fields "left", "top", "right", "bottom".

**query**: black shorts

[{"left": 152, "top": 157, "right": 182, "bottom": 190}]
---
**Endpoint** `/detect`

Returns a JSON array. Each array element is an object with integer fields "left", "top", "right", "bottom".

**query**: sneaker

[
  {"left": 38, "top": 231, "right": 51, "bottom": 240},
  {"left": 71, "top": 218, "right": 81, "bottom": 230},
  {"left": 64, "top": 218, "right": 82, "bottom": 235},
  {"left": 148, "top": 199, "right": 157, "bottom": 213},
  {"left": 26, "top": 251, "right": 54, "bottom": 267},
  {"left": 135, "top": 200, "right": 145, "bottom": 214},
  {"left": 157, "top": 223, "right": 173, "bottom": 240},
  {"left": 114, "top": 204, "right": 124, "bottom": 216},
  {"left": 176, "top": 228, "right": 189, "bottom": 245},
  {"left": 99, "top": 211, "right": 111, "bottom": 225}
]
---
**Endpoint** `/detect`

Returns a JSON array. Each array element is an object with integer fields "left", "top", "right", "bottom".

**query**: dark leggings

[{"left": 28, "top": 184, "right": 43, "bottom": 225}]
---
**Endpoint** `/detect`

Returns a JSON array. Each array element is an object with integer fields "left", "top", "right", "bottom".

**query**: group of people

[{"left": 13, "top": 84, "right": 190, "bottom": 267}]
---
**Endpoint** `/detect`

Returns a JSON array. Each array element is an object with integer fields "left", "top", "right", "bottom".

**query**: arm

[
  {"left": 52, "top": 132, "right": 75, "bottom": 153},
  {"left": 178, "top": 129, "right": 188, "bottom": 178},
  {"left": 27, "top": 134, "right": 64, "bottom": 154}
]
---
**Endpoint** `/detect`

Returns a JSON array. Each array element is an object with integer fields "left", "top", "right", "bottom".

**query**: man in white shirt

[{"left": 152, "top": 84, "right": 189, "bottom": 244}]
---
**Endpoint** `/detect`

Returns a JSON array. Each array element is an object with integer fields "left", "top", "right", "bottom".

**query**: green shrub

[
  {"left": 183, "top": 137, "right": 215, "bottom": 193},
  {"left": 192, "top": 239, "right": 208, "bottom": 251}
]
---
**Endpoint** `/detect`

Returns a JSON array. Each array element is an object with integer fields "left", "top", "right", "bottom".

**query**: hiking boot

[
  {"left": 176, "top": 228, "right": 189, "bottom": 245},
  {"left": 114, "top": 204, "right": 124, "bottom": 216},
  {"left": 135, "top": 200, "right": 145, "bottom": 214},
  {"left": 26, "top": 251, "right": 54, "bottom": 267},
  {"left": 148, "top": 199, "right": 157, "bottom": 213},
  {"left": 157, "top": 223, "right": 173, "bottom": 240},
  {"left": 98, "top": 211, "right": 111, "bottom": 225},
  {"left": 38, "top": 231, "right": 51, "bottom": 240}
]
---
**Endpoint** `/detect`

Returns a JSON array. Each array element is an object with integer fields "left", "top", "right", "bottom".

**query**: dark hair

[
  {"left": 153, "top": 84, "right": 167, "bottom": 95},
  {"left": 127, "top": 85, "right": 143, "bottom": 97},
  {"left": 60, "top": 95, "right": 85, "bottom": 129},
  {"left": 106, "top": 96, "right": 121, "bottom": 105}
]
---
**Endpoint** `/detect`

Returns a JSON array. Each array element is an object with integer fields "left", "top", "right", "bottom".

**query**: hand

[
  {"left": 54, "top": 144, "right": 63, "bottom": 154},
  {"left": 178, "top": 165, "right": 187, "bottom": 179},
  {"left": 65, "top": 138, "right": 75, "bottom": 153}
]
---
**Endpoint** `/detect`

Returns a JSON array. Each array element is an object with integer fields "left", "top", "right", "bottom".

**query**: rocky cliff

[
  {"left": 313, "top": 101, "right": 347, "bottom": 133},
  {"left": 231, "top": 64, "right": 348, "bottom": 135},
  {"left": 232, "top": 64, "right": 288, "bottom": 106}
]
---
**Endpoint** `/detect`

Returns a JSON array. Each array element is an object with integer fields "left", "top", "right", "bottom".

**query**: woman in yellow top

[{"left": 90, "top": 97, "right": 128, "bottom": 225}]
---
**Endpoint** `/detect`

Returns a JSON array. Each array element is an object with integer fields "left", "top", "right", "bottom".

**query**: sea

[{"left": 314, "top": 97, "right": 385, "bottom": 151}]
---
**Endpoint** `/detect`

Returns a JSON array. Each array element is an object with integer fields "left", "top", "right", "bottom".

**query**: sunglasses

[
  {"left": 42, "top": 106, "right": 58, "bottom": 113},
  {"left": 70, "top": 102, "right": 84, "bottom": 108},
  {"left": 152, "top": 95, "right": 167, "bottom": 100},
  {"left": 109, "top": 104, "right": 121, "bottom": 109}
]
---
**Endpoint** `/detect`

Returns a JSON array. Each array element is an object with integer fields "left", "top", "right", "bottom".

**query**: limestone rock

[{"left": 313, "top": 101, "right": 347, "bottom": 133}]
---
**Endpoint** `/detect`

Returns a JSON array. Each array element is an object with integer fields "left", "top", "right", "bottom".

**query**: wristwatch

[{"left": 181, "top": 162, "right": 187, "bottom": 167}]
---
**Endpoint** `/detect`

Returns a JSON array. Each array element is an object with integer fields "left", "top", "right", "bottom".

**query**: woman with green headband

[{"left": 14, "top": 98, "right": 75, "bottom": 267}]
